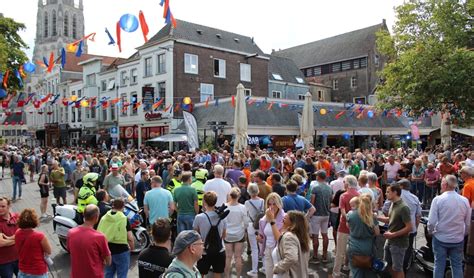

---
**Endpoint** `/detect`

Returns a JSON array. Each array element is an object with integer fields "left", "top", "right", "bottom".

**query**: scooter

[{"left": 52, "top": 198, "right": 150, "bottom": 254}]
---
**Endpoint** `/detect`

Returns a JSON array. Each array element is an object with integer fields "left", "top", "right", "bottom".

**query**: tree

[
  {"left": 0, "top": 15, "right": 29, "bottom": 90},
  {"left": 376, "top": 0, "right": 474, "bottom": 148}
]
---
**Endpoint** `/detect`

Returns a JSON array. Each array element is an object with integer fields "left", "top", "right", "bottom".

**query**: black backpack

[
  {"left": 203, "top": 212, "right": 223, "bottom": 255},
  {"left": 248, "top": 200, "right": 264, "bottom": 230}
]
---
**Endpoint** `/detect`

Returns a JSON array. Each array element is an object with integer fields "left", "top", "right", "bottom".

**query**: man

[
  {"left": 460, "top": 166, "right": 474, "bottom": 208},
  {"left": 329, "top": 170, "right": 346, "bottom": 250},
  {"left": 254, "top": 170, "right": 272, "bottom": 201},
  {"left": 174, "top": 172, "right": 199, "bottom": 233},
  {"left": 144, "top": 176, "right": 175, "bottom": 225},
  {"left": 282, "top": 180, "right": 315, "bottom": 216},
  {"left": 384, "top": 155, "right": 401, "bottom": 185},
  {"left": 102, "top": 164, "right": 126, "bottom": 199},
  {"left": 192, "top": 168, "right": 208, "bottom": 210},
  {"left": 193, "top": 191, "right": 227, "bottom": 278},
  {"left": 0, "top": 197, "right": 19, "bottom": 278},
  {"left": 428, "top": 175, "right": 471, "bottom": 278},
  {"left": 77, "top": 173, "right": 100, "bottom": 214},
  {"left": 68, "top": 204, "right": 111, "bottom": 278},
  {"left": 249, "top": 152, "right": 260, "bottom": 172},
  {"left": 271, "top": 173, "right": 285, "bottom": 197},
  {"left": 332, "top": 175, "right": 360, "bottom": 278},
  {"left": 382, "top": 179, "right": 421, "bottom": 272},
  {"left": 138, "top": 218, "right": 174, "bottom": 277},
  {"left": 136, "top": 170, "right": 151, "bottom": 209},
  {"left": 377, "top": 184, "right": 412, "bottom": 278},
  {"left": 98, "top": 199, "right": 134, "bottom": 278},
  {"left": 135, "top": 160, "right": 149, "bottom": 184},
  {"left": 310, "top": 170, "right": 333, "bottom": 263},
  {"left": 466, "top": 152, "right": 474, "bottom": 168},
  {"left": 10, "top": 155, "right": 25, "bottom": 201},
  {"left": 203, "top": 165, "right": 231, "bottom": 207},
  {"left": 61, "top": 154, "right": 72, "bottom": 185},
  {"left": 316, "top": 155, "right": 331, "bottom": 177},
  {"left": 225, "top": 161, "right": 244, "bottom": 186},
  {"left": 50, "top": 160, "right": 67, "bottom": 205},
  {"left": 163, "top": 230, "right": 203, "bottom": 277}
]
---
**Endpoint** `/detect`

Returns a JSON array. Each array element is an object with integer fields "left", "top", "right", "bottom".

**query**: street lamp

[{"left": 207, "top": 121, "right": 227, "bottom": 149}]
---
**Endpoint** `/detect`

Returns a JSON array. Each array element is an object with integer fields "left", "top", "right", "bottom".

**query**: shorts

[
  {"left": 310, "top": 216, "right": 330, "bottom": 235},
  {"left": 224, "top": 235, "right": 246, "bottom": 244},
  {"left": 384, "top": 243, "right": 407, "bottom": 272},
  {"left": 330, "top": 211, "right": 339, "bottom": 230},
  {"left": 197, "top": 251, "right": 226, "bottom": 274},
  {"left": 39, "top": 185, "right": 49, "bottom": 198},
  {"left": 53, "top": 187, "right": 66, "bottom": 199}
]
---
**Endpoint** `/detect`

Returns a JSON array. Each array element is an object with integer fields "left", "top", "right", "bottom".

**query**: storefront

[
  {"left": 45, "top": 123, "right": 59, "bottom": 147},
  {"left": 120, "top": 112, "right": 170, "bottom": 148}
]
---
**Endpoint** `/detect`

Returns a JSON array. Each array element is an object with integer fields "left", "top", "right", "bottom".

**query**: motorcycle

[{"left": 52, "top": 188, "right": 150, "bottom": 254}]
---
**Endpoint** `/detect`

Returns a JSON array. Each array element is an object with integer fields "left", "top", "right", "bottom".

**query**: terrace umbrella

[
  {"left": 233, "top": 83, "right": 248, "bottom": 152},
  {"left": 300, "top": 92, "right": 314, "bottom": 149}
]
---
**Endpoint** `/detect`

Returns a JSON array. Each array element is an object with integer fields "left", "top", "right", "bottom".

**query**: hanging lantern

[
  {"left": 70, "top": 95, "right": 78, "bottom": 101},
  {"left": 367, "top": 110, "right": 374, "bottom": 118},
  {"left": 80, "top": 100, "right": 89, "bottom": 107}
]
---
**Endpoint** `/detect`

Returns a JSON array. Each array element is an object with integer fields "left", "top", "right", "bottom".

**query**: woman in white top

[
  {"left": 224, "top": 187, "right": 248, "bottom": 278},
  {"left": 244, "top": 183, "right": 265, "bottom": 277}
]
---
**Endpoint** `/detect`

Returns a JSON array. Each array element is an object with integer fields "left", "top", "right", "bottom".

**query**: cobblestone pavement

[{"left": 0, "top": 173, "right": 427, "bottom": 277}]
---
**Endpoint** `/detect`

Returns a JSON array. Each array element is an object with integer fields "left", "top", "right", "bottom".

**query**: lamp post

[{"left": 207, "top": 121, "right": 227, "bottom": 149}]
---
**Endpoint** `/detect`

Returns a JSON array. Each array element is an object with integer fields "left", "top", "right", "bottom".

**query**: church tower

[{"left": 32, "top": 0, "right": 87, "bottom": 68}]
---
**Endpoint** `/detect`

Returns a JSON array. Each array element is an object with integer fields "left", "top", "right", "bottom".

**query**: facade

[
  {"left": 267, "top": 55, "right": 309, "bottom": 100},
  {"left": 275, "top": 20, "right": 387, "bottom": 103}
]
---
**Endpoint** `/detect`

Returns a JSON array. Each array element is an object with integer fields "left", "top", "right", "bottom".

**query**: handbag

[{"left": 351, "top": 254, "right": 372, "bottom": 269}]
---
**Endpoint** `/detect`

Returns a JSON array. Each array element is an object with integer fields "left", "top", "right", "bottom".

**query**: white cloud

[{"left": 2, "top": 0, "right": 403, "bottom": 60}]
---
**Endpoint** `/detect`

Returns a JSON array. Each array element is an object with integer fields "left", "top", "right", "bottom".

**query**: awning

[
  {"left": 452, "top": 128, "right": 474, "bottom": 137},
  {"left": 418, "top": 128, "right": 439, "bottom": 136},
  {"left": 147, "top": 133, "right": 188, "bottom": 142}
]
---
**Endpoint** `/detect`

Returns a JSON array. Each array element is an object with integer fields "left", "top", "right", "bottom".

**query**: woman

[
  {"left": 121, "top": 166, "right": 133, "bottom": 196},
  {"left": 266, "top": 210, "right": 310, "bottom": 278},
  {"left": 15, "top": 208, "right": 52, "bottom": 278},
  {"left": 37, "top": 165, "right": 50, "bottom": 219},
  {"left": 224, "top": 187, "right": 248, "bottom": 278},
  {"left": 347, "top": 194, "right": 380, "bottom": 278},
  {"left": 258, "top": 193, "right": 285, "bottom": 278},
  {"left": 244, "top": 183, "right": 265, "bottom": 277}
]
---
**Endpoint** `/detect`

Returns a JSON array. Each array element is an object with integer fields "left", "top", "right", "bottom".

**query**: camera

[{"left": 215, "top": 203, "right": 229, "bottom": 220}]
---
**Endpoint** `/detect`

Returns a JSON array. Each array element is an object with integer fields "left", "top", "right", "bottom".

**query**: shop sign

[
  {"left": 145, "top": 112, "right": 164, "bottom": 121},
  {"left": 247, "top": 136, "right": 260, "bottom": 145},
  {"left": 272, "top": 136, "right": 294, "bottom": 150}
]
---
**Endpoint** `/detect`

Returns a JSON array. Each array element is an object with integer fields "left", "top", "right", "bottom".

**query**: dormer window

[
  {"left": 272, "top": 73, "right": 283, "bottom": 80},
  {"left": 234, "top": 38, "right": 240, "bottom": 43},
  {"left": 196, "top": 30, "right": 203, "bottom": 35},
  {"left": 216, "top": 34, "right": 222, "bottom": 39}
]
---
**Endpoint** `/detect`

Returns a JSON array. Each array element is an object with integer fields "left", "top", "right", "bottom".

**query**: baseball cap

[
  {"left": 110, "top": 164, "right": 119, "bottom": 171},
  {"left": 243, "top": 162, "right": 250, "bottom": 168},
  {"left": 172, "top": 230, "right": 202, "bottom": 256}
]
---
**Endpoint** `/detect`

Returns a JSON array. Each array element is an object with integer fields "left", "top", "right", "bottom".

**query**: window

[
  {"left": 111, "top": 103, "right": 116, "bottom": 121},
  {"left": 157, "top": 53, "right": 166, "bottom": 74},
  {"left": 342, "top": 61, "right": 351, "bottom": 71},
  {"left": 214, "top": 59, "right": 226, "bottom": 78},
  {"left": 200, "top": 83, "right": 214, "bottom": 102},
  {"left": 77, "top": 107, "right": 82, "bottom": 122},
  {"left": 120, "top": 71, "right": 127, "bottom": 86},
  {"left": 71, "top": 107, "right": 76, "bottom": 122},
  {"left": 130, "top": 69, "right": 138, "bottom": 84},
  {"left": 184, "top": 53, "right": 198, "bottom": 74},
  {"left": 107, "top": 79, "right": 115, "bottom": 90},
  {"left": 244, "top": 89, "right": 251, "bottom": 97},
  {"left": 101, "top": 80, "right": 107, "bottom": 91},
  {"left": 272, "top": 91, "right": 282, "bottom": 98},
  {"left": 314, "top": 67, "right": 321, "bottom": 76},
  {"left": 272, "top": 73, "right": 283, "bottom": 80},
  {"left": 157, "top": 82, "right": 166, "bottom": 100},
  {"left": 121, "top": 93, "right": 128, "bottom": 116},
  {"left": 298, "top": 94, "right": 305, "bottom": 100},
  {"left": 44, "top": 12, "right": 48, "bottom": 38},
  {"left": 360, "top": 57, "right": 367, "bottom": 68},
  {"left": 351, "top": 76, "right": 357, "bottom": 88},
  {"left": 85, "top": 105, "right": 90, "bottom": 119},
  {"left": 353, "top": 97, "right": 366, "bottom": 104},
  {"left": 64, "top": 12, "right": 69, "bottom": 36},
  {"left": 374, "top": 55, "right": 380, "bottom": 66},
  {"left": 52, "top": 11, "right": 57, "bottom": 36},
  {"left": 102, "top": 106, "right": 107, "bottom": 121},
  {"left": 332, "top": 63, "right": 341, "bottom": 72},
  {"left": 86, "top": 74, "right": 95, "bottom": 86},
  {"left": 91, "top": 106, "right": 96, "bottom": 119},
  {"left": 295, "top": 77, "right": 304, "bottom": 84},
  {"left": 317, "top": 90, "right": 324, "bottom": 101},
  {"left": 131, "top": 93, "right": 138, "bottom": 115},
  {"left": 72, "top": 14, "right": 77, "bottom": 39},
  {"left": 353, "top": 59, "right": 360, "bottom": 69},
  {"left": 240, "top": 63, "right": 251, "bottom": 82},
  {"left": 144, "top": 57, "right": 152, "bottom": 77},
  {"left": 305, "top": 69, "right": 312, "bottom": 77},
  {"left": 332, "top": 79, "right": 338, "bottom": 90},
  {"left": 78, "top": 89, "right": 81, "bottom": 98}
]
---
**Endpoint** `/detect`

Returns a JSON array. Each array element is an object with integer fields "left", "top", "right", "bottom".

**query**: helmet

[
  {"left": 195, "top": 169, "right": 208, "bottom": 180},
  {"left": 83, "top": 172, "right": 99, "bottom": 187}
]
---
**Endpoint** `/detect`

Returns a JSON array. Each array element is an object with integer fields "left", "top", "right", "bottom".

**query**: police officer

[
  {"left": 77, "top": 173, "right": 99, "bottom": 214},
  {"left": 192, "top": 168, "right": 208, "bottom": 211},
  {"left": 166, "top": 168, "right": 183, "bottom": 192}
]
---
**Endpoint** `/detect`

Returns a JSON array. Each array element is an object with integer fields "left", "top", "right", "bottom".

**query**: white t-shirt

[
  {"left": 330, "top": 178, "right": 344, "bottom": 213},
  {"left": 225, "top": 203, "right": 247, "bottom": 242},
  {"left": 384, "top": 162, "right": 401, "bottom": 180},
  {"left": 203, "top": 178, "right": 232, "bottom": 207},
  {"left": 264, "top": 222, "right": 276, "bottom": 249}
]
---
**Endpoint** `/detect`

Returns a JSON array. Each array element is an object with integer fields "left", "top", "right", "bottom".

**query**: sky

[{"left": 3, "top": 0, "right": 404, "bottom": 60}]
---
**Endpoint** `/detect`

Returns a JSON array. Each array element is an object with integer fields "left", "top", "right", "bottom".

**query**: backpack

[
  {"left": 248, "top": 200, "right": 264, "bottom": 230},
  {"left": 203, "top": 212, "right": 223, "bottom": 255}
]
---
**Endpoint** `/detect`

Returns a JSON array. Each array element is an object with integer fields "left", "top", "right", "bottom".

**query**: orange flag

[
  {"left": 231, "top": 95, "right": 235, "bottom": 107},
  {"left": 164, "top": 104, "right": 172, "bottom": 112},
  {"left": 47, "top": 52, "right": 54, "bottom": 73},
  {"left": 152, "top": 98, "right": 164, "bottom": 110},
  {"left": 205, "top": 96, "right": 210, "bottom": 108}
]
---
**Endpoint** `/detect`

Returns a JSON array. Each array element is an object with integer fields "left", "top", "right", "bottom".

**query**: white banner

[{"left": 182, "top": 111, "right": 199, "bottom": 151}]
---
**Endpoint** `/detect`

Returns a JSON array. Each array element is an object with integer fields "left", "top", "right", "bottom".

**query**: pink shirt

[
  {"left": 384, "top": 162, "right": 401, "bottom": 180},
  {"left": 338, "top": 188, "right": 360, "bottom": 234}
]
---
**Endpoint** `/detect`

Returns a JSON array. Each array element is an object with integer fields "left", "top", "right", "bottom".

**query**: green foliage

[
  {"left": 376, "top": 0, "right": 474, "bottom": 125},
  {"left": 0, "top": 16, "right": 29, "bottom": 90}
]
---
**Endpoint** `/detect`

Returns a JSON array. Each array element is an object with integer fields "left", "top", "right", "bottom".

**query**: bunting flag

[
  {"left": 152, "top": 98, "right": 164, "bottom": 110},
  {"left": 160, "top": 0, "right": 177, "bottom": 28},
  {"left": 111, "top": 97, "right": 120, "bottom": 105},
  {"left": 66, "top": 43, "right": 78, "bottom": 53},
  {"left": 2, "top": 70, "right": 9, "bottom": 89},
  {"left": 76, "top": 41, "right": 84, "bottom": 57},
  {"left": 134, "top": 102, "right": 141, "bottom": 109},
  {"left": 41, "top": 93, "right": 52, "bottom": 103},
  {"left": 214, "top": 98, "right": 219, "bottom": 107},
  {"left": 345, "top": 103, "right": 355, "bottom": 110},
  {"left": 18, "top": 66, "right": 26, "bottom": 78},
  {"left": 61, "top": 48, "right": 67, "bottom": 69},
  {"left": 164, "top": 103, "right": 172, "bottom": 112},
  {"left": 71, "top": 32, "right": 96, "bottom": 47},
  {"left": 47, "top": 52, "right": 54, "bottom": 73},
  {"left": 267, "top": 102, "right": 274, "bottom": 110},
  {"left": 42, "top": 57, "right": 49, "bottom": 68},
  {"left": 25, "top": 93, "right": 35, "bottom": 105},
  {"left": 205, "top": 96, "right": 210, "bottom": 108},
  {"left": 50, "top": 94, "right": 60, "bottom": 105},
  {"left": 139, "top": 10, "right": 149, "bottom": 42},
  {"left": 14, "top": 70, "right": 23, "bottom": 88},
  {"left": 168, "top": 105, "right": 173, "bottom": 114},
  {"left": 105, "top": 28, "right": 115, "bottom": 45},
  {"left": 174, "top": 102, "right": 180, "bottom": 112},
  {"left": 102, "top": 101, "right": 110, "bottom": 108},
  {"left": 278, "top": 103, "right": 288, "bottom": 108},
  {"left": 247, "top": 99, "right": 256, "bottom": 105},
  {"left": 231, "top": 95, "right": 235, "bottom": 107},
  {"left": 116, "top": 21, "right": 122, "bottom": 52},
  {"left": 62, "top": 98, "right": 69, "bottom": 106},
  {"left": 335, "top": 111, "right": 345, "bottom": 119}
]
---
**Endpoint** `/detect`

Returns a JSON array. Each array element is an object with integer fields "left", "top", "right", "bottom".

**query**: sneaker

[
  {"left": 259, "top": 267, "right": 266, "bottom": 274},
  {"left": 310, "top": 257, "right": 320, "bottom": 264},
  {"left": 17, "top": 197, "right": 22, "bottom": 200},
  {"left": 246, "top": 270, "right": 258, "bottom": 277}
]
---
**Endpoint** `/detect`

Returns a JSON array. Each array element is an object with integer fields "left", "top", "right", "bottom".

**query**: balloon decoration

[
  {"left": 183, "top": 97, "right": 192, "bottom": 105},
  {"left": 70, "top": 95, "right": 78, "bottom": 101},
  {"left": 367, "top": 110, "right": 374, "bottom": 118},
  {"left": 80, "top": 100, "right": 89, "bottom": 107},
  {"left": 343, "top": 133, "right": 351, "bottom": 140},
  {"left": 320, "top": 108, "right": 327, "bottom": 115},
  {"left": 119, "top": 14, "right": 139, "bottom": 32},
  {"left": 23, "top": 62, "right": 36, "bottom": 73}
]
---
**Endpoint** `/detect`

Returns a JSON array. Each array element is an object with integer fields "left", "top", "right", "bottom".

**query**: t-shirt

[
  {"left": 173, "top": 184, "right": 198, "bottom": 215},
  {"left": 225, "top": 204, "right": 247, "bottom": 242},
  {"left": 462, "top": 178, "right": 474, "bottom": 207},
  {"left": 203, "top": 178, "right": 232, "bottom": 207},
  {"left": 338, "top": 188, "right": 360, "bottom": 234},
  {"left": 136, "top": 180, "right": 151, "bottom": 208},
  {"left": 68, "top": 226, "right": 111, "bottom": 278},
  {"left": 0, "top": 212, "right": 19, "bottom": 264},
  {"left": 144, "top": 187, "right": 173, "bottom": 224},
  {"left": 384, "top": 162, "right": 401, "bottom": 180},
  {"left": 282, "top": 193, "right": 312, "bottom": 213},
  {"left": 15, "top": 229, "right": 47, "bottom": 275},
  {"left": 257, "top": 182, "right": 272, "bottom": 201},
  {"left": 193, "top": 211, "right": 227, "bottom": 254},
  {"left": 102, "top": 174, "right": 125, "bottom": 191},
  {"left": 387, "top": 199, "right": 411, "bottom": 248},
  {"left": 107, "top": 212, "right": 132, "bottom": 255},
  {"left": 311, "top": 182, "right": 333, "bottom": 216},
  {"left": 50, "top": 168, "right": 66, "bottom": 187},
  {"left": 272, "top": 183, "right": 286, "bottom": 197},
  {"left": 138, "top": 245, "right": 174, "bottom": 278}
]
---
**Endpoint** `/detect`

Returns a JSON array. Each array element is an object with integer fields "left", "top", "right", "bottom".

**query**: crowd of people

[{"left": 0, "top": 143, "right": 473, "bottom": 278}]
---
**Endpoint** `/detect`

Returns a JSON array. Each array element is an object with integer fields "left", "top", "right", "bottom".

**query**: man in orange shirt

[
  {"left": 461, "top": 166, "right": 474, "bottom": 208},
  {"left": 316, "top": 155, "right": 331, "bottom": 177}
]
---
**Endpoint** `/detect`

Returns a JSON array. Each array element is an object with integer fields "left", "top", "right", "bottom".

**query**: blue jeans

[
  {"left": 432, "top": 236, "right": 464, "bottom": 278},
  {"left": 12, "top": 176, "right": 22, "bottom": 200},
  {"left": 0, "top": 260, "right": 18, "bottom": 278},
  {"left": 18, "top": 272, "right": 48, "bottom": 278},
  {"left": 105, "top": 251, "right": 130, "bottom": 278},
  {"left": 411, "top": 181, "right": 425, "bottom": 202},
  {"left": 177, "top": 214, "right": 195, "bottom": 234}
]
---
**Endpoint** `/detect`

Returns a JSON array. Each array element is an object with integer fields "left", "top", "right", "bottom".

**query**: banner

[
  {"left": 142, "top": 86, "right": 155, "bottom": 112},
  {"left": 182, "top": 111, "right": 199, "bottom": 151}
]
